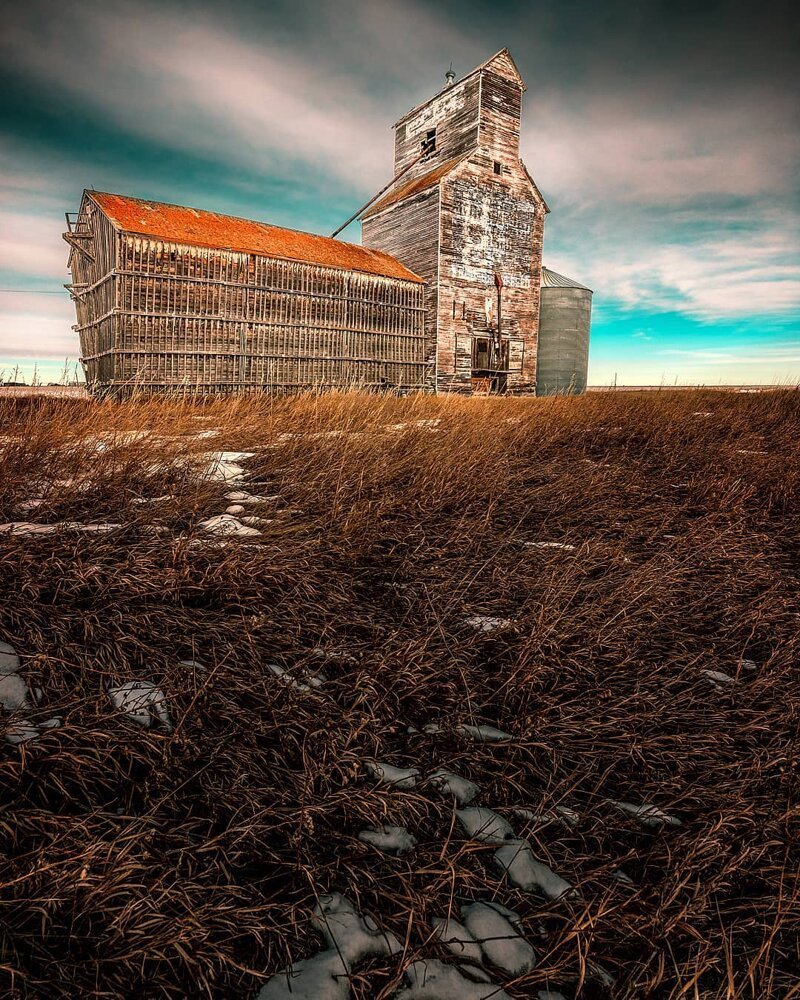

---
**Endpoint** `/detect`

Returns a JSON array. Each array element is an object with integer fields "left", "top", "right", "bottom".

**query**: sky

[{"left": 1, "top": 0, "right": 798, "bottom": 386}]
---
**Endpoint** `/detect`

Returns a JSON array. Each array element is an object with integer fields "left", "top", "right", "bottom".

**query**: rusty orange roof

[
  {"left": 361, "top": 155, "right": 467, "bottom": 220},
  {"left": 87, "top": 191, "right": 424, "bottom": 283}
]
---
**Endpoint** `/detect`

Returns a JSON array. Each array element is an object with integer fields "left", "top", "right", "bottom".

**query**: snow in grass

[
  {"left": 312, "top": 893, "right": 402, "bottom": 964},
  {"left": 0, "top": 641, "right": 30, "bottom": 714},
  {"left": 493, "top": 839, "right": 575, "bottom": 899},
  {"left": 456, "top": 807, "right": 514, "bottom": 844},
  {"left": 524, "top": 541, "right": 577, "bottom": 552},
  {"left": 358, "top": 824, "right": 417, "bottom": 855},
  {"left": 393, "top": 959, "right": 510, "bottom": 1000},
  {"left": 179, "top": 659, "right": 206, "bottom": 671},
  {"left": 0, "top": 521, "right": 122, "bottom": 536},
  {"left": 428, "top": 768, "right": 479, "bottom": 806},
  {"left": 464, "top": 615, "right": 515, "bottom": 633},
  {"left": 259, "top": 894, "right": 401, "bottom": 999},
  {"left": 461, "top": 900, "right": 536, "bottom": 977},
  {"left": 108, "top": 681, "right": 172, "bottom": 731},
  {"left": 431, "top": 917, "right": 483, "bottom": 963},
  {"left": 0, "top": 641, "right": 21, "bottom": 677},
  {"left": 701, "top": 668, "right": 735, "bottom": 690},
  {"left": 512, "top": 805, "right": 580, "bottom": 829},
  {"left": 197, "top": 514, "right": 262, "bottom": 538},
  {"left": 607, "top": 799, "right": 682, "bottom": 828},
  {"left": 4, "top": 715, "right": 61, "bottom": 745},
  {"left": 200, "top": 451, "right": 255, "bottom": 483},
  {"left": 456, "top": 723, "right": 515, "bottom": 742},
  {"left": 225, "top": 490, "right": 278, "bottom": 504},
  {"left": 266, "top": 664, "right": 325, "bottom": 693},
  {"left": 257, "top": 950, "right": 350, "bottom": 1000},
  {"left": 0, "top": 672, "right": 29, "bottom": 712},
  {"left": 364, "top": 761, "right": 419, "bottom": 788}
]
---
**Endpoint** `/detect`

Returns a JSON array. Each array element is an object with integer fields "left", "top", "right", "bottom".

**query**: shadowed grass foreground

[{"left": 1, "top": 389, "right": 798, "bottom": 999}]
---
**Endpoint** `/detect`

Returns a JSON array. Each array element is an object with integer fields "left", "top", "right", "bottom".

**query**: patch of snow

[
  {"left": 0, "top": 641, "right": 20, "bottom": 676},
  {"left": 493, "top": 839, "right": 575, "bottom": 899},
  {"left": 239, "top": 515, "right": 273, "bottom": 527},
  {"left": 358, "top": 824, "right": 417, "bottom": 855},
  {"left": 179, "top": 659, "right": 206, "bottom": 671},
  {"left": 256, "top": 950, "right": 350, "bottom": 1000},
  {"left": 312, "top": 892, "right": 402, "bottom": 965},
  {"left": 701, "top": 668, "right": 735, "bottom": 690},
  {"left": 0, "top": 521, "right": 122, "bottom": 536},
  {"left": 512, "top": 805, "right": 580, "bottom": 829},
  {"left": 364, "top": 760, "right": 419, "bottom": 788},
  {"left": 431, "top": 917, "right": 483, "bottom": 963},
  {"left": 267, "top": 663, "right": 321, "bottom": 694},
  {"left": 457, "top": 807, "right": 514, "bottom": 844},
  {"left": 607, "top": 799, "right": 681, "bottom": 828},
  {"left": 131, "top": 495, "right": 173, "bottom": 505},
  {"left": 200, "top": 451, "right": 255, "bottom": 483},
  {"left": 464, "top": 615, "right": 514, "bottom": 633},
  {"left": 613, "top": 868, "right": 635, "bottom": 885},
  {"left": 197, "top": 514, "right": 262, "bottom": 537},
  {"left": 225, "top": 504, "right": 246, "bottom": 515},
  {"left": 461, "top": 900, "right": 536, "bottom": 977},
  {"left": 524, "top": 541, "right": 577, "bottom": 552},
  {"left": 393, "top": 959, "right": 509, "bottom": 1000},
  {"left": 4, "top": 715, "right": 61, "bottom": 745},
  {"left": 0, "top": 672, "right": 30, "bottom": 712},
  {"left": 428, "top": 768, "right": 479, "bottom": 806},
  {"left": 108, "top": 681, "right": 172, "bottom": 731},
  {"left": 741, "top": 658, "right": 758, "bottom": 671},
  {"left": 456, "top": 723, "right": 515, "bottom": 742},
  {"left": 4, "top": 719, "right": 40, "bottom": 744}
]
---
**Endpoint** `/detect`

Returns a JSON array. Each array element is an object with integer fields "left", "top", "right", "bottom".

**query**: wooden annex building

[
  {"left": 64, "top": 194, "right": 426, "bottom": 395},
  {"left": 65, "top": 49, "right": 591, "bottom": 397}
]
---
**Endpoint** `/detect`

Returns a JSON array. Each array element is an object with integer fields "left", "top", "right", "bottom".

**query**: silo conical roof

[{"left": 541, "top": 266, "right": 591, "bottom": 291}]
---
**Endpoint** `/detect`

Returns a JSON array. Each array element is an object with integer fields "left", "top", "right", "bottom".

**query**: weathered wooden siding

[
  {"left": 394, "top": 75, "right": 480, "bottom": 179},
  {"left": 361, "top": 188, "right": 440, "bottom": 385},
  {"left": 364, "top": 50, "right": 543, "bottom": 395},
  {"left": 67, "top": 199, "right": 428, "bottom": 396},
  {"left": 438, "top": 155, "right": 543, "bottom": 393},
  {"left": 478, "top": 70, "right": 522, "bottom": 160},
  {"left": 66, "top": 196, "right": 119, "bottom": 386}
]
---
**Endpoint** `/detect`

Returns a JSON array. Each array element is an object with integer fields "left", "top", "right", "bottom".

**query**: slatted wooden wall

[{"left": 68, "top": 201, "right": 428, "bottom": 396}]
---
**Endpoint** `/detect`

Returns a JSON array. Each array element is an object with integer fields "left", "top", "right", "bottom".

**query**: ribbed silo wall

[{"left": 536, "top": 286, "right": 592, "bottom": 395}]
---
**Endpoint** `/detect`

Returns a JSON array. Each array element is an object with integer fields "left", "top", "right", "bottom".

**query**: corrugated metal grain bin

[{"left": 536, "top": 267, "right": 592, "bottom": 395}]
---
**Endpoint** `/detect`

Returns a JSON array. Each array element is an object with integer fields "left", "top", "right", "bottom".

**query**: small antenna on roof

[{"left": 445, "top": 63, "right": 456, "bottom": 87}]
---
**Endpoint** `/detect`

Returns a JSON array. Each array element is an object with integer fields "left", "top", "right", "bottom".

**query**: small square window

[
  {"left": 493, "top": 161, "right": 502, "bottom": 175},
  {"left": 422, "top": 128, "right": 437, "bottom": 157}
]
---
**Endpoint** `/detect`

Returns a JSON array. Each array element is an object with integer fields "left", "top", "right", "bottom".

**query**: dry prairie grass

[{"left": 0, "top": 388, "right": 798, "bottom": 999}]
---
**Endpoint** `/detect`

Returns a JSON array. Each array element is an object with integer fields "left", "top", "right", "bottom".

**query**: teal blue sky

[{"left": 1, "top": 0, "right": 798, "bottom": 385}]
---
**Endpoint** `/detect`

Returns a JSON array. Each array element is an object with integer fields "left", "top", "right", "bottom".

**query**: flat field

[{"left": 1, "top": 389, "right": 798, "bottom": 999}]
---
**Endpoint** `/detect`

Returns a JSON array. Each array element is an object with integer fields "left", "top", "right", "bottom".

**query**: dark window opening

[
  {"left": 493, "top": 161, "right": 502, "bottom": 175},
  {"left": 422, "top": 128, "right": 436, "bottom": 158}
]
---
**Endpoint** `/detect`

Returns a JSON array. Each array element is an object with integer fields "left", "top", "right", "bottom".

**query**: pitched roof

[
  {"left": 361, "top": 155, "right": 467, "bottom": 220},
  {"left": 87, "top": 191, "right": 424, "bottom": 283},
  {"left": 394, "top": 48, "right": 526, "bottom": 128}
]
